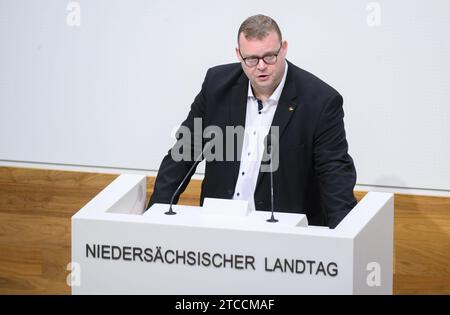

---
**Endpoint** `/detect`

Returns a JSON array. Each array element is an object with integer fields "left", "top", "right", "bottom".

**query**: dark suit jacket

[{"left": 148, "top": 60, "right": 357, "bottom": 228}]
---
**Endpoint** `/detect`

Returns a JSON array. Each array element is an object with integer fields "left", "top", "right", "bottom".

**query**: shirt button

[
  {"left": 242, "top": 172, "right": 245, "bottom": 176},
  {"left": 253, "top": 131, "right": 256, "bottom": 135},
  {"left": 237, "top": 192, "right": 240, "bottom": 197},
  {"left": 248, "top": 152, "right": 251, "bottom": 156}
]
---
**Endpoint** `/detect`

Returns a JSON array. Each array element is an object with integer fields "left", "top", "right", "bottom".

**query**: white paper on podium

[{"left": 202, "top": 197, "right": 252, "bottom": 217}]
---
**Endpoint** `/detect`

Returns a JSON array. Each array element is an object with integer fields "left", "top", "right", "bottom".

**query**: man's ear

[
  {"left": 282, "top": 40, "right": 288, "bottom": 57},
  {"left": 235, "top": 47, "right": 242, "bottom": 61}
]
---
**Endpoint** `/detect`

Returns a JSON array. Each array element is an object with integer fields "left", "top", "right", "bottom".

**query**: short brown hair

[{"left": 237, "top": 14, "right": 282, "bottom": 45}]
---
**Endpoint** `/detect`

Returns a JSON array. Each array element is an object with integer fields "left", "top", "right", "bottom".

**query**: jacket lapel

[{"left": 229, "top": 73, "right": 249, "bottom": 187}]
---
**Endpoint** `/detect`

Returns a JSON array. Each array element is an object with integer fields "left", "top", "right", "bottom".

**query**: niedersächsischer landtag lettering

[{"left": 85, "top": 243, "right": 338, "bottom": 276}]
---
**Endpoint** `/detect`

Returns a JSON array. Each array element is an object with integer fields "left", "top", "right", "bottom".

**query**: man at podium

[{"left": 147, "top": 14, "right": 357, "bottom": 228}]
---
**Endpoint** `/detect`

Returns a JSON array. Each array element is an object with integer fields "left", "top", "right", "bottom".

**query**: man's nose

[{"left": 256, "top": 58, "right": 268, "bottom": 70}]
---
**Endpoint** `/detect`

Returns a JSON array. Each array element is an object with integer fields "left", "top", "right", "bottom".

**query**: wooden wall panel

[
  {"left": 392, "top": 194, "right": 450, "bottom": 294},
  {"left": 0, "top": 167, "right": 117, "bottom": 294},
  {"left": 0, "top": 166, "right": 449, "bottom": 294}
]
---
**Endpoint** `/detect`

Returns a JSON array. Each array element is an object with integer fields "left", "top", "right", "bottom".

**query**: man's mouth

[{"left": 257, "top": 74, "right": 270, "bottom": 81}]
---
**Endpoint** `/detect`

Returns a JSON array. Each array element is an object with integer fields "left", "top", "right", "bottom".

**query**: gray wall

[{"left": 1, "top": 0, "right": 449, "bottom": 192}]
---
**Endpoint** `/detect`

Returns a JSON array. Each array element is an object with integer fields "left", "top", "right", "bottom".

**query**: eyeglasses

[{"left": 239, "top": 44, "right": 282, "bottom": 67}]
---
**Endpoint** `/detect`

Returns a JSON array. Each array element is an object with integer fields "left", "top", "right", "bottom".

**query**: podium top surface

[
  {"left": 72, "top": 174, "right": 394, "bottom": 239},
  {"left": 148, "top": 203, "right": 311, "bottom": 233}
]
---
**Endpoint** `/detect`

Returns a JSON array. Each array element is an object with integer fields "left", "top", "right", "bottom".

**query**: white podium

[{"left": 71, "top": 174, "right": 393, "bottom": 295}]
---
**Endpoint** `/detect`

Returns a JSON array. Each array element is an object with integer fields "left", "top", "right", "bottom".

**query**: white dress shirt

[{"left": 233, "top": 62, "right": 288, "bottom": 210}]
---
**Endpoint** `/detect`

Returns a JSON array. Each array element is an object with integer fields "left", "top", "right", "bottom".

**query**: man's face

[{"left": 236, "top": 31, "right": 288, "bottom": 96}]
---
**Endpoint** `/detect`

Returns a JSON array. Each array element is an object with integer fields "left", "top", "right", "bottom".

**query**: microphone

[
  {"left": 264, "top": 135, "right": 278, "bottom": 223},
  {"left": 165, "top": 141, "right": 211, "bottom": 215}
]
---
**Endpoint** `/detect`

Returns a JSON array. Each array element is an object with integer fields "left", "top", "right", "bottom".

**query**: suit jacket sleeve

[
  {"left": 147, "top": 70, "right": 210, "bottom": 209},
  {"left": 313, "top": 94, "right": 357, "bottom": 228}
]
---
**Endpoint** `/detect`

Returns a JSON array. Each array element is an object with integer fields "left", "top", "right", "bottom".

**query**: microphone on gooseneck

[
  {"left": 264, "top": 135, "right": 278, "bottom": 223},
  {"left": 165, "top": 141, "right": 211, "bottom": 215}
]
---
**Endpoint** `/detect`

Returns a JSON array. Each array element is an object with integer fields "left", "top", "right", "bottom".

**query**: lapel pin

[{"left": 288, "top": 106, "right": 295, "bottom": 112}]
